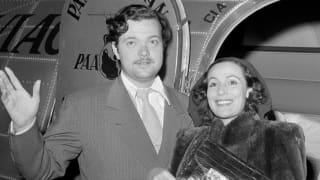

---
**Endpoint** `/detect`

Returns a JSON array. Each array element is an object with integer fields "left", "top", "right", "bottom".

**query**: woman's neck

[{"left": 221, "top": 116, "right": 238, "bottom": 126}]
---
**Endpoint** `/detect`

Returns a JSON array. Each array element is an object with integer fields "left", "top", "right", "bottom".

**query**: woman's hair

[
  {"left": 190, "top": 57, "right": 268, "bottom": 125},
  {"left": 104, "top": 4, "right": 172, "bottom": 49}
]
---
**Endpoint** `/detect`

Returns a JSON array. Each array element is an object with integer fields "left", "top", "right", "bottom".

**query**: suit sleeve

[
  {"left": 175, "top": 91, "right": 194, "bottom": 129},
  {"left": 9, "top": 96, "right": 82, "bottom": 180}
]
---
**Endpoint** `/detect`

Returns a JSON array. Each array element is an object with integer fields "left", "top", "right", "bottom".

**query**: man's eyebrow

[
  {"left": 121, "top": 36, "right": 136, "bottom": 41},
  {"left": 149, "top": 35, "right": 161, "bottom": 39}
]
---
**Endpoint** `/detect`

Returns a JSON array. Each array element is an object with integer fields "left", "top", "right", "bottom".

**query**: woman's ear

[
  {"left": 246, "top": 88, "right": 253, "bottom": 98},
  {"left": 111, "top": 42, "right": 120, "bottom": 60}
]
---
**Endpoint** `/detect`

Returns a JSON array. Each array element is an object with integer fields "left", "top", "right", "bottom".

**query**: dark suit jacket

[{"left": 9, "top": 78, "right": 193, "bottom": 180}]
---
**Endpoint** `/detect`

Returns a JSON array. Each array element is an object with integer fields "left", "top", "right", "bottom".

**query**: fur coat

[
  {"left": 174, "top": 57, "right": 306, "bottom": 180},
  {"left": 170, "top": 112, "right": 306, "bottom": 180}
]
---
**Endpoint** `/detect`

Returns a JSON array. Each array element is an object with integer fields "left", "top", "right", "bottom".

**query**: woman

[{"left": 171, "top": 57, "right": 306, "bottom": 180}]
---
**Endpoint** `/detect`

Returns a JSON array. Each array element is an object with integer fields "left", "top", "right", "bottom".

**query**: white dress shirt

[{"left": 121, "top": 72, "right": 170, "bottom": 128}]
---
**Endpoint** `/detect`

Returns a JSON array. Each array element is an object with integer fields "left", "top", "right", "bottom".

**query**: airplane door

[
  {"left": 0, "top": 1, "right": 63, "bottom": 179},
  {"left": 57, "top": 0, "right": 190, "bottom": 105}
]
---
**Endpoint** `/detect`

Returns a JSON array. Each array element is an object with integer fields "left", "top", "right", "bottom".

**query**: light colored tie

[{"left": 136, "top": 88, "right": 163, "bottom": 153}]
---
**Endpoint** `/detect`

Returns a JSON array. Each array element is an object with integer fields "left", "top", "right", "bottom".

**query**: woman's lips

[{"left": 216, "top": 99, "right": 233, "bottom": 106}]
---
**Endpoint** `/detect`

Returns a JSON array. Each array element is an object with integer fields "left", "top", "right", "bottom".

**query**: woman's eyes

[
  {"left": 126, "top": 40, "right": 136, "bottom": 47},
  {"left": 228, "top": 79, "right": 239, "bottom": 86},
  {"left": 208, "top": 81, "right": 217, "bottom": 88},
  {"left": 208, "top": 79, "right": 239, "bottom": 88}
]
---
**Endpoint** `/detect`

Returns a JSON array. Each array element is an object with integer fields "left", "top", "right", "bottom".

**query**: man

[{"left": 0, "top": 4, "right": 192, "bottom": 180}]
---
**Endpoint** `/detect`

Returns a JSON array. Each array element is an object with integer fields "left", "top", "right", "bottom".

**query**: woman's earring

[{"left": 246, "top": 88, "right": 253, "bottom": 98}]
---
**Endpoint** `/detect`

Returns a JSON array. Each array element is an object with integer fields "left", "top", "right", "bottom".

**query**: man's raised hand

[{"left": 0, "top": 67, "right": 40, "bottom": 132}]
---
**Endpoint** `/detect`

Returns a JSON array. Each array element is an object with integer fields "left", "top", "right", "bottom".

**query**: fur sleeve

[
  {"left": 170, "top": 127, "right": 206, "bottom": 175},
  {"left": 267, "top": 122, "right": 306, "bottom": 180}
]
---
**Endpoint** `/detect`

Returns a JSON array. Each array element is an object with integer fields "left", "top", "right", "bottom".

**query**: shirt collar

[{"left": 120, "top": 72, "right": 170, "bottom": 105}]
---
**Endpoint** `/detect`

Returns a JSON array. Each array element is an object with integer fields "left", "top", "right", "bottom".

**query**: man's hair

[{"left": 104, "top": 4, "right": 172, "bottom": 49}]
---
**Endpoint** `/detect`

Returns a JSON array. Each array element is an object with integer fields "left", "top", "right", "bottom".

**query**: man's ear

[
  {"left": 111, "top": 42, "right": 120, "bottom": 60},
  {"left": 246, "top": 87, "right": 253, "bottom": 98}
]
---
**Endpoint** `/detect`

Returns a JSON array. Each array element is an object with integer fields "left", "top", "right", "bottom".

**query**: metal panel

[{"left": 0, "top": 0, "right": 63, "bottom": 179}]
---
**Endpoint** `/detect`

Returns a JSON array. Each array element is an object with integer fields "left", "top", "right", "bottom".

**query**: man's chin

[{"left": 134, "top": 72, "right": 158, "bottom": 81}]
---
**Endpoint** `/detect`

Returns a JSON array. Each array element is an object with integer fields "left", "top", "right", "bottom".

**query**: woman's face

[{"left": 207, "top": 61, "right": 252, "bottom": 122}]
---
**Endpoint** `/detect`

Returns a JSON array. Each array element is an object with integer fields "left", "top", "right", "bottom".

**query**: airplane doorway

[{"left": 216, "top": 1, "right": 320, "bottom": 179}]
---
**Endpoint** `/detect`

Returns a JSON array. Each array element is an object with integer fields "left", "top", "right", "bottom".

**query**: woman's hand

[{"left": 148, "top": 168, "right": 176, "bottom": 180}]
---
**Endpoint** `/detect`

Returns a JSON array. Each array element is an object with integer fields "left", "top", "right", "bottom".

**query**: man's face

[
  {"left": 207, "top": 62, "right": 251, "bottom": 122},
  {"left": 113, "top": 19, "right": 164, "bottom": 87}
]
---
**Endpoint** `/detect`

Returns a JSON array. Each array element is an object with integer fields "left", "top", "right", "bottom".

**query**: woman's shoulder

[
  {"left": 258, "top": 120, "right": 305, "bottom": 145},
  {"left": 258, "top": 121, "right": 306, "bottom": 180},
  {"left": 176, "top": 126, "right": 209, "bottom": 142},
  {"left": 263, "top": 120, "right": 304, "bottom": 135}
]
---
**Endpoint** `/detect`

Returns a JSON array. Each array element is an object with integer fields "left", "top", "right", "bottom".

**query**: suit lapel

[
  {"left": 104, "top": 78, "right": 160, "bottom": 168},
  {"left": 103, "top": 80, "right": 189, "bottom": 169},
  {"left": 158, "top": 87, "right": 190, "bottom": 166}
]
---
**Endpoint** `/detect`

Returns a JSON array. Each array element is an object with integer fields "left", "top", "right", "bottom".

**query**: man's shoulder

[
  {"left": 165, "top": 85, "right": 187, "bottom": 99},
  {"left": 66, "top": 80, "right": 115, "bottom": 101},
  {"left": 165, "top": 85, "right": 188, "bottom": 106}
]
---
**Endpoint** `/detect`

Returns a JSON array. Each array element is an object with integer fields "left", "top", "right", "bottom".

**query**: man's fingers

[
  {"left": 0, "top": 71, "right": 12, "bottom": 103},
  {"left": 0, "top": 71, "right": 6, "bottom": 92},
  {"left": 0, "top": 82, "right": 8, "bottom": 101},
  {"left": 32, "top": 80, "right": 41, "bottom": 103},
  {"left": 5, "top": 67, "right": 24, "bottom": 90},
  {"left": 0, "top": 70, "right": 14, "bottom": 93}
]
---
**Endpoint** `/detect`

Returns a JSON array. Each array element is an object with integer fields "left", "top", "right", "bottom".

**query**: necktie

[{"left": 136, "top": 88, "right": 163, "bottom": 153}]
